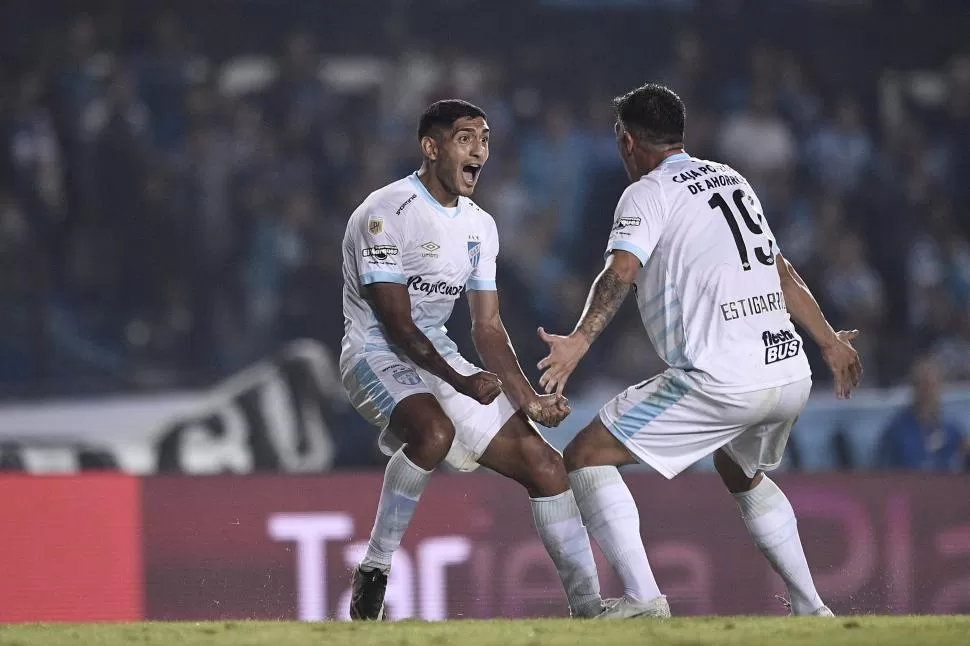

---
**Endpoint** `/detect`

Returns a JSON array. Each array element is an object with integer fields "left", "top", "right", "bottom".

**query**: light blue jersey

[
  {"left": 340, "top": 173, "right": 499, "bottom": 373},
  {"left": 606, "top": 153, "right": 811, "bottom": 392}
]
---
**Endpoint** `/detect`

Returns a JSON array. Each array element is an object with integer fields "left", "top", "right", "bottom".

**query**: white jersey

[
  {"left": 340, "top": 173, "right": 498, "bottom": 371},
  {"left": 606, "top": 152, "right": 811, "bottom": 393}
]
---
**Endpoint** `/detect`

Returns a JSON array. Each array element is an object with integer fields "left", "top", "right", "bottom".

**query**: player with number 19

[{"left": 537, "top": 84, "right": 863, "bottom": 619}]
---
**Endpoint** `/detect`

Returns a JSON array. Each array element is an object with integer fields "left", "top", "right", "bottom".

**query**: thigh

[
  {"left": 597, "top": 369, "right": 774, "bottom": 479},
  {"left": 476, "top": 409, "right": 556, "bottom": 479},
  {"left": 564, "top": 415, "right": 640, "bottom": 471},
  {"left": 387, "top": 392, "right": 452, "bottom": 445},
  {"left": 342, "top": 352, "right": 433, "bottom": 430},
  {"left": 420, "top": 352, "right": 518, "bottom": 472},
  {"left": 722, "top": 377, "right": 812, "bottom": 478},
  {"left": 342, "top": 351, "right": 437, "bottom": 457}
]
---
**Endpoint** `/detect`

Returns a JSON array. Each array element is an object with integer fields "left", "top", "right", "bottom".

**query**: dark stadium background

[{"left": 0, "top": 0, "right": 967, "bottom": 624}]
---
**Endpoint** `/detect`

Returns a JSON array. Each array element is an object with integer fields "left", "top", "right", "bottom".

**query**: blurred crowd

[{"left": 1, "top": 0, "right": 969, "bottom": 399}]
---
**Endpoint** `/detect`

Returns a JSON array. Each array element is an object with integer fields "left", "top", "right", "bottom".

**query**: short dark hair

[
  {"left": 417, "top": 99, "right": 487, "bottom": 141},
  {"left": 612, "top": 83, "right": 685, "bottom": 147}
]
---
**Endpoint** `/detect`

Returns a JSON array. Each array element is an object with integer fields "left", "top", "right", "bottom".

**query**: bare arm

[
  {"left": 776, "top": 253, "right": 863, "bottom": 398},
  {"left": 775, "top": 253, "right": 837, "bottom": 348},
  {"left": 368, "top": 282, "right": 502, "bottom": 404},
  {"left": 467, "top": 289, "right": 536, "bottom": 409},
  {"left": 572, "top": 250, "right": 640, "bottom": 346},
  {"left": 536, "top": 250, "right": 640, "bottom": 395},
  {"left": 469, "top": 289, "right": 570, "bottom": 425},
  {"left": 367, "top": 282, "right": 468, "bottom": 388}
]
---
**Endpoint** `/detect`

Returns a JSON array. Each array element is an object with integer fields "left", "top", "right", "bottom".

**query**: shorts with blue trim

[
  {"left": 341, "top": 347, "right": 518, "bottom": 472},
  {"left": 598, "top": 368, "right": 812, "bottom": 479}
]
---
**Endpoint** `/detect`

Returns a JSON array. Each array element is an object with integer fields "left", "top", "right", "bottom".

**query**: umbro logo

[{"left": 421, "top": 241, "right": 440, "bottom": 258}]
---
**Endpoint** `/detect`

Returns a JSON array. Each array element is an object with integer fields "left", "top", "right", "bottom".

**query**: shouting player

[
  {"left": 340, "top": 100, "right": 604, "bottom": 620},
  {"left": 537, "top": 84, "right": 862, "bottom": 619}
]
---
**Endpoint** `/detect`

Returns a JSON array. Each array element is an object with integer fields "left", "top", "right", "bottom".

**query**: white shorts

[
  {"left": 341, "top": 348, "right": 518, "bottom": 472},
  {"left": 599, "top": 368, "right": 812, "bottom": 479}
]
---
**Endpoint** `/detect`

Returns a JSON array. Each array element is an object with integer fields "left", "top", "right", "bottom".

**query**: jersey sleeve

[
  {"left": 351, "top": 204, "right": 409, "bottom": 286},
  {"left": 605, "top": 179, "right": 665, "bottom": 266},
  {"left": 466, "top": 214, "right": 499, "bottom": 291}
]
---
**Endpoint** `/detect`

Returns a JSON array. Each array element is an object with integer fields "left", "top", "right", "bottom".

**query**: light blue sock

[{"left": 360, "top": 449, "right": 432, "bottom": 572}]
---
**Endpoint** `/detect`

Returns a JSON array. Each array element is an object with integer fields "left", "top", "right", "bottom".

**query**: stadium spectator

[
  {"left": 932, "top": 307, "right": 970, "bottom": 382},
  {"left": 717, "top": 84, "right": 797, "bottom": 196},
  {"left": 0, "top": 1, "right": 966, "bottom": 406},
  {"left": 9, "top": 71, "right": 64, "bottom": 250},
  {"left": 878, "top": 356, "right": 966, "bottom": 471},
  {"left": 804, "top": 95, "right": 873, "bottom": 196},
  {"left": 822, "top": 229, "right": 886, "bottom": 381}
]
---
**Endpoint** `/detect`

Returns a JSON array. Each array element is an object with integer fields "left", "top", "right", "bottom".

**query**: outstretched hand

[
  {"left": 536, "top": 327, "right": 590, "bottom": 397},
  {"left": 525, "top": 393, "right": 571, "bottom": 428},
  {"left": 822, "top": 329, "right": 863, "bottom": 399}
]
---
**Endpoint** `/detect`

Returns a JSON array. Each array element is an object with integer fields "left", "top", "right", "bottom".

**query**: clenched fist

[
  {"left": 525, "top": 394, "right": 571, "bottom": 428},
  {"left": 456, "top": 370, "right": 503, "bottom": 405}
]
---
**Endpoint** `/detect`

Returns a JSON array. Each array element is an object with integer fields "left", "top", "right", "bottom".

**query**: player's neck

[
  {"left": 637, "top": 147, "right": 686, "bottom": 179},
  {"left": 915, "top": 403, "right": 939, "bottom": 427},
  {"left": 653, "top": 147, "right": 686, "bottom": 170},
  {"left": 416, "top": 165, "right": 459, "bottom": 208},
  {"left": 660, "top": 147, "right": 685, "bottom": 161}
]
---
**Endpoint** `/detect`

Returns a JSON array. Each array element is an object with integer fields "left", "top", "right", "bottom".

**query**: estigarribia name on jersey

[
  {"left": 605, "top": 153, "right": 811, "bottom": 392},
  {"left": 339, "top": 173, "right": 499, "bottom": 368}
]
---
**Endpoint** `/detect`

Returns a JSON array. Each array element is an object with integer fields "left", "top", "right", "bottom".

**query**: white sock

[
  {"left": 569, "top": 466, "right": 662, "bottom": 603},
  {"left": 531, "top": 490, "right": 603, "bottom": 617},
  {"left": 359, "top": 449, "right": 432, "bottom": 572},
  {"left": 733, "top": 476, "right": 823, "bottom": 615}
]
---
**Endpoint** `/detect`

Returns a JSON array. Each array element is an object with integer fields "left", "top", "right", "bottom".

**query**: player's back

[{"left": 612, "top": 153, "right": 810, "bottom": 392}]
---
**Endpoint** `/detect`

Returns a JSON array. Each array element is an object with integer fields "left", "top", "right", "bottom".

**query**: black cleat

[{"left": 350, "top": 566, "right": 389, "bottom": 620}]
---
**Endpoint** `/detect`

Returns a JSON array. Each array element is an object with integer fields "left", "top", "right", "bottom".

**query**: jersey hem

[
  {"left": 465, "top": 279, "right": 497, "bottom": 291},
  {"left": 607, "top": 240, "right": 649, "bottom": 265},
  {"left": 688, "top": 372, "right": 812, "bottom": 395},
  {"left": 360, "top": 271, "right": 407, "bottom": 285}
]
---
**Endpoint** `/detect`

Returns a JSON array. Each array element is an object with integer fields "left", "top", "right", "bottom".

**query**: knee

[
  {"left": 520, "top": 441, "right": 568, "bottom": 497},
  {"left": 714, "top": 449, "right": 761, "bottom": 494},
  {"left": 563, "top": 433, "right": 597, "bottom": 473},
  {"left": 410, "top": 417, "right": 455, "bottom": 467},
  {"left": 564, "top": 419, "right": 631, "bottom": 472}
]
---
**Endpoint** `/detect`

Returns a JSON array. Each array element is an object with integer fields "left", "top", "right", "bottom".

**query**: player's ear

[
  {"left": 621, "top": 130, "right": 636, "bottom": 156},
  {"left": 420, "top": 135, "right": 439, "bottom": 161}
]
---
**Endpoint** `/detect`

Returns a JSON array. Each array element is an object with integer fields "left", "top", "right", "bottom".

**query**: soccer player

[
  {"left": 340, "top": 100, "right": 604, "bottom": 620},
  {"left": 536, "top": 84, "right": 862, "bottom": 619}
]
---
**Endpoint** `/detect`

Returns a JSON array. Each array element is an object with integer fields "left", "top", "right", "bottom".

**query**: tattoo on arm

[{"left": 574, "top": 268, "right": 631, "bottom": 345}]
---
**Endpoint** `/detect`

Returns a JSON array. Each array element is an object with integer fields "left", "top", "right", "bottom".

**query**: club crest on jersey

[
  {"left": 367, "top": 219, "right": 384, "bottom": 236},
  {"left": 391, "top": 365, "right": 422, "bottom": 386},
  {"left": 468, "top": 240, "right": 481, "bottom": 268}
]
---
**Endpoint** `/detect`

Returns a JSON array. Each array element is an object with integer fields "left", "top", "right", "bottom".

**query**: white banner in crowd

[
  {"left": 0, "top": 338, "right": 968, "bottom": 473},
  {"left": 0, "top": 340, "right": 348, "bottom": 474}
]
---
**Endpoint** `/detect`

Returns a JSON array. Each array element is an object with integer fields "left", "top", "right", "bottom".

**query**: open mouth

[{"left": 462, "top": 164, "right": 481, "bottom": 184}]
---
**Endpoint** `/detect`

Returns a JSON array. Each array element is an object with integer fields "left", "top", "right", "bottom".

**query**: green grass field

[{"left": 2, "top": 617, "right": 969, "bottom": 646}]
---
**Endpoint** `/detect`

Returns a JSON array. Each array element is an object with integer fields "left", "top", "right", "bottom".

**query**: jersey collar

[
  {"left": 659, "top": 151, "right": 690, "bottom": 166},
  {"left": 410, "top": 172, "right": 461, "bottom": 218}
]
